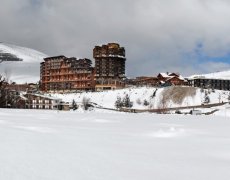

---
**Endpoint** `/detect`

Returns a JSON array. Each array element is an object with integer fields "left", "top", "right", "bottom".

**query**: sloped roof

[{"left": 158, "top": 73, "right": 170, "bottom": 78}]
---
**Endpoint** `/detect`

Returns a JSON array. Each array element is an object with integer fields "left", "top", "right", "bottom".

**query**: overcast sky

[{"left": 1, "top": 0, "right": 230, "bottom": 78}]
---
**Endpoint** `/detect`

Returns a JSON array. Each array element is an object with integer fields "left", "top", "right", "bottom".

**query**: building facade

[
  {"left": 40, "top": 43, "right": 127, "bottom": 92},
  {"left": 24, "top": 93, "right": 62, "bottom": 110},
  {"left": 40, "top": 56, "right": 95, "bottom": 92},
  {"left": 188, "top": 77, "right": 230, "bottom": 90},
  {"left": 125, "top": 73, "right": 187, "bottom": 87},
  {"left": 134, "top": 77, "right": 159, "bottom": 87},
  {"left": 93, "top": 43, "right": 126, "bottom": 90}
]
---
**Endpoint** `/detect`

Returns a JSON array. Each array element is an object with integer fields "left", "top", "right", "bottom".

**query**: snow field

[{"left": 0, "top": 109, "right": 230, "bottom": 180}]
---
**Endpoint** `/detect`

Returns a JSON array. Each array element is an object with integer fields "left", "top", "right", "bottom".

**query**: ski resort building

[
  {"left": 93, "top": 43, "right": 126, "bottom": 90},
  {"left": 129, "top": 73, "right": 187, "bottom": 87},
  {"left": 40, "top": 56, "right": 95, "bottom": 92},
  {"left": 134, "top": 77, "right": 159, "bottom": 87},
  {"left": 188, "top": 77, "right": 230, "bottom": 90},
  {"left": 40, "top": 43, "right": 127, "bottom": 92},
  {"left": 23, "top": 93, "right": 62, "bottom": 110}
]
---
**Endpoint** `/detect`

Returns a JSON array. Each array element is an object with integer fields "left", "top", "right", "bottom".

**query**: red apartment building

[{"left": 40, "top": 56, "right": 95, "bottom": 92}]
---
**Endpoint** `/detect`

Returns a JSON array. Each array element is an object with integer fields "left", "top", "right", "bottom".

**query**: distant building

[
  {"left": 40, "top": 56, "right": 95, "bottom": 92},
  {"left": 24, "top": 93, "right": 62, "bottom": 110},
  {"left": 6, "top": 83, "right": 38, "bottom": 93},
  {"left": 93, "top": 43, "right": 126, "bottom": 90},
  {"left": 39, "top": 43, "right": 127, "bottom": 92},
  {"left": 157, "top": 73, "right": 187, "bottom": 86},
  {"left": 134, "top": 76, "right": 159, "bottom": 87},
  {"left": 188, "top": 77, "right": 230, "bottom": 90},
  {"left": 127, "top": 72, "right": 187, "bottom": 87}
]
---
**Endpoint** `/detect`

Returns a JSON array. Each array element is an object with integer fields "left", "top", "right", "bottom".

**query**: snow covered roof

[
  {"left": 158, "top": 73, "right": 170, "bottom": 78},
  {"left": 29, "top": 93, "right": 62, "bottom": 100},
  {"left": 165, "top": 76, "right": 186, "bottom": 82},
  {"left": 178, "top": 75, "right": 185, "bottom": 81},
  {"left": 158, "top": 73, "right": 185, "bottom": 80},
  {"left": 189, "top": 70, "right": 230, "bottom": 80}
]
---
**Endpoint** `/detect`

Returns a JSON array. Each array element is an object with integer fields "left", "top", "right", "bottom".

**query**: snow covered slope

[
  {"left": 51, "top": 86, "right": 230, "bottom": 110},
  {"left": 0, "top": 43, "right": 48, "bottom": 83},
  {"left": 0, "top": 43, "right": 47, "bottom": 63},
  {"left": 190, "top": 70, "right": 230, "bottom": 80}
]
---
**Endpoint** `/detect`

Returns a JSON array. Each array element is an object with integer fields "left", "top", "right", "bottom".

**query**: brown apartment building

[
  {"left": 93, "top": 43, "right": 126, "bottom": 90},
  {"left": 40, "top": 43, "right": 126, "bottom": 92},
  {"left": 40, "top": 56, "right": 95, "bottom": 92}
]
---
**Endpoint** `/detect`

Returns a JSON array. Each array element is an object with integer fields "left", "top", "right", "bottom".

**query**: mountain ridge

[{"left": 0, "top": 43, "right": 48, "bottom": 83}]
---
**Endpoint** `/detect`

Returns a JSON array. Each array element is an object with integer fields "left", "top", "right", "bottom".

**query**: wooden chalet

[
  {"left": 128, "top": 72, "right": 187, "bottom": 87},
  {"left": 135, "top": 76, "right": 159, "bottom": 86}
]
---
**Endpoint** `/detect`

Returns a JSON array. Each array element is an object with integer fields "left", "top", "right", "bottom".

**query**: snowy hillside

[
  {"left": 51, "top": 86, "right": 230, "bottom": 110},
  {"left": 0, "top": 43, "right": 47, "bottom": 63},
  {"left": 190, "top": 69, "right": 230, "bottom": 80},
  {"left": 0, "top": 43, "right": 48, "bottom": 83}
]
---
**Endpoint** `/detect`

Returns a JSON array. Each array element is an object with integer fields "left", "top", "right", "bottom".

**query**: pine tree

[
  {"left": 143, "top": 99, "right": 149, "bottom": 106},
  {"left": 115, "top": 96, "right": 123, "bottom": 109},
  {"left": 122, "top": 94, "right": 133, "bottom": 108}
]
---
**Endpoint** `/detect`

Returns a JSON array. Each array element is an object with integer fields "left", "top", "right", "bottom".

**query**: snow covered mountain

[
  {"left": 0, "top": 42, "right": 48, "bottom": 83},
  {"left": 189, "top": 70, "right": 230, "bottom": 80}
]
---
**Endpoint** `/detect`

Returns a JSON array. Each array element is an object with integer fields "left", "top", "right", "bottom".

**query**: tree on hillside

[
  {"left": 82, "top": 97, "right": 91, "bottom": 110},
  {"left": 122, "top": 94, "right": 133, "bottom": 108},
  {"left": 136, "top": 98, "right": 142, "bottom": 105},
  {"left": 0, "top": 75, "right": 8, "bottom": 107},
  {"left": 143, "top": 99, "right": 150, "bottom": 106},
  {"left": 204, "top": 95, "right": 210, "bottom": 104},
  {"left": 0, "top": 76, "right": 18, "bottom": 108},
  {"left": 151, "top": 89, "right": 158, "bottom": 98},
  {"left": 115, "top": 95, "right": 133, "bottom": 109},
  {"left": 115, "top": 96, "right": 123, "bottom": 109},
  {"left": 72, "top": 99, "right": 78, "bottom": 111}
]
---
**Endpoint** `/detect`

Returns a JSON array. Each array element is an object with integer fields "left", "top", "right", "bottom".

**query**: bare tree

[
  {"left": 158, "top": 94, "right": 169, "bottom": 114},
  {"left": 0, "top": 75, "right": 10, "bottom": 108},
  {"left": 136, "top": 98, "right": 142, "bottom": 105},
  {"left": 4, "top": 68, "right": 12, "bottom": 83},
  {"left": 72, "top": 99, "right": 78, "bottom": 111},
  {"left": 82, "top": 97, "right": 91, "bottom": 110}
]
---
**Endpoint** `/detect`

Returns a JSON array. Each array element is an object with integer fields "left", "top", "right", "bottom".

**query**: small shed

[
  {"left": 58, "top": 102, "right": 70, "bottom": 111},
  {"left": 190, "top": 110, "right": 202, "bottom": 115}
]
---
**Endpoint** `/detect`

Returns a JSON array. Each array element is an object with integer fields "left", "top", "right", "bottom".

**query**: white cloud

[{"left": 1, "top": 0, "right": 230, "bottom": 78}]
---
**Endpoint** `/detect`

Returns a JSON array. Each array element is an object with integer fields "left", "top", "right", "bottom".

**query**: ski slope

[
  {"left": 0, "top": 108, "right": 230, "bottom": 180},
  {"left": 0, "top": 43, "right": 47, "bottom": 83},
  {"left": 0, "top": 43, "right": 47, "bottom": 63}
]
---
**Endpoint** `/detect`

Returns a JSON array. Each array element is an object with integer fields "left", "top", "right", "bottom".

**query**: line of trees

[{"left": 0, "top": 75, "right": 23, "bottom": 108}]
